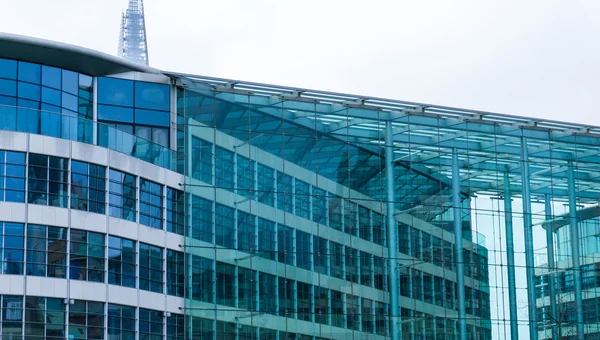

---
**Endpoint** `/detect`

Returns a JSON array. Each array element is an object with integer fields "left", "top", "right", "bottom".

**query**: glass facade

[{"left": 2, "top": 38, "right": 600, "bottom": 340}]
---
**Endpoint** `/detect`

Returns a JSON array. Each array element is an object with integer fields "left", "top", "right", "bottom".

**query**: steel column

[
  {"left": 452, "top": 149, "right": 467, "bottom": 340},
  {"left": 568, "top": 161, "right": 585, "bottom": 339},
  {"left": 544, "top": 194, "right": 558, "bottom": 340},
  {"left": 503, "top": 172, "right": 519, "bottom": 340},
  {"left": 385, "top": 122, "right": 401, "bottom": 340},
  {"left": 520, "top": 136, "right": 538, "bottom": 340}
]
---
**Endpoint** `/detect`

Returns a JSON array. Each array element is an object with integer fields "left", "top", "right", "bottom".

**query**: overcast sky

[
  {"left": 2, "top": 1, "right": 599, "bottom": 339},
  {"left": 2, "top": 0, "right": 600, "bottom": 126}
]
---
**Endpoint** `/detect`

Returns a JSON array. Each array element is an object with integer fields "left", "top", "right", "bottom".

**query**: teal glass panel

[{"left": 135, "top": 81, "right": 170, "bottom": 111}]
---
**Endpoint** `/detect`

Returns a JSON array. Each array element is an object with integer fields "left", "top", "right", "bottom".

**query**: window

[
  {"left": 346, "top": 294, "right": 359, "bottom": 331},
  {"left": 330, "top": 241, "right": 344, "bottom": 279},
  {"left": 297, "top": 282, "right": 312, "bottom": 322},
  {"left": 191, "top": 137, "right": 212, "bottom": 184},
  {"left": 18, "top": 61, "right": 41, "bottom": 83},
  {"left": 139, "top": 308, "right": 163, "bottom": 340},
  {"left": 257, "top": 164, "right": 274, "bottom": 206},
  {"left": 276, "top": 171, "right": 293, "bottom": 213},
  {"left": 258, "top": 217, "right": 275, "bottom": 261},
  {"left": 372, "top": 211, "right": 385, "bottom": 246},
  {"left": 237, "top": 211, "right": 255, "bottom": 253},
  {"left": 314, "top": 286, "right": 329, "bottom": 325},
  {"left": 140, "top": 178, "right": 164, "bottom": 229},
  {"left": 26, "top": 224, "right": 67, "bottom": 278},
  {"left": 109, "top": 169, "right": 137, "bottom": 222},
  {"left": 216, "top": 262, "right": 236, "bottom": 307},
  {"left": 238, "top": 267, "right": 256, "bottom": 311},
  {"left": 237, "top": 155, "right": 255, "bottom": 199},
  {"left": 328, "top": 195, "right": 343, "bottom": 231},
  {"left": 375, "top": 301, "right": 387, "bottom": 336},
  {"left": 360, "top": 251, "right": 373, "bottom": 287},
  {"left": 374, "top": 256, "right": 385, "bottom": 291},
  {"left": 362, "top": 298, "right": 374, "bottom": 333},
  {"left": 27, "top": 153, "right": 68, "bottom": 207},
  {"left": 215, "top": 204, "right": 234, "bottom": 248},
  {"left": 191, "top": 194, "right": 212, "bottom": 243},
  {"left": 135, "top": 81, "right": 170, "bottom": 111},
  {"left": 71, "top": 160, "right": 106, "bottom": 214},
  {"left": 166, "top": 188, "right": 184, "bottom": 235},
  {"left": 259, "top": 273, "right": 277, "bottom": 315},
  {"left": 359, "top": 206, "right": 371, "bottom": 241},
  {"left": 167, "top": 250, "right": 185, "bottom": 297},
  {"left": 278, "top": 277, "right": 294, "bottom": 317},
  {"left": 167, "top": 313, "right": 185, "bottom": 340},
  {"left": 190, "top": 254, "right": 213, "bottom": 303},
  {"left": 313, "top": 236, "right": 328, "bottom": 275},
  {"left": 312, "top": 187, "right": 327, "bottom": 225},
  {"left": 331, "top": 290, "right": 344, "bottom": 328},
  {"left": 296, "top": 230, "right": 312, "bottom": 270},
  {"left": 215, "top": 147, "right": 234, "bottom": 190},
  {"left": 98, "top": 77, "right": 134, "bottom": 107},
  {"left": 2, "top": 295, "right": 23, "bottom": 338},
  {"left": 1, "top": 151, "right": 26, "bottom": 202},
  {"left": 1, "top": 222, "right": 24, "bottom": 274},
  {"left": 294, "top": 179, "right": 310, "bottom": 219},
  {"left": 107, "top": 303, "right": 135, "bottom": 340},
  {"left": 277, "top": 224, "right": 294, "bottom": 266},
  {"left": 108, "top": 236, "right": 136, "bottom": 288},
  {"left": 68, "top": 300, "right": 104, "bottom": 340},
  {"left": 139, "top": 243, "right": 163, "bottom": 293},
  {"left": 70, "top": 229, "right": 105, "bottom": 282},
  {"left": 345, "top": 246, "right": 358, "bottom": 283},
  {"left": 0, "top": 58, "right": 17, "bottom": 79},
  {"left": 24, "top": 296, "right": 65, "bottom": 339}
]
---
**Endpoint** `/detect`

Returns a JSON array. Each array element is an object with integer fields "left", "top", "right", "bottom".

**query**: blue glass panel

[
  {"left": 17, "top": 82, "right": 40, "bottom": 101},
  {"left": 98, "top": 105, "right": 134, "bottom": 123},
  {"left": 135, "top": 81, "right": 170, "bottom": 111},
  {"left": 135, "top": 108, "right": 169, "bottom": 127},
  {"left": 61, "top": 108, "right": 77, "bottom": 117},
  {"left": 41, "top": 65, "right": 61, "bottom": 89},
  {"left": 41, "top": 86, "right": 61, "bottom": 106},
  {"left": 41, "top": 103, "right": 61, "bottom": 113},
  {"left": 79, "top": 74, "right": 93, "bottom": 90},
  {"left": 62, "top": 92, "right": 78, "bottom": 111},
  {"left": 98, "top": 77, "right": 134, "bottom": 107},
  {"left": 0, "top": 103, "right": 16, "bottom": 130},
  {"left": 0, "top": 78, "right": 16, "bottom": 97},
  {"left": 61, "top": 70, "right": 78, "bottom": 95},
  {"left": 18, "top": 61, "right": 41, "bottom": 83},
  {"left": 0, "top": 58, "right": 17, "bottom": 79}
]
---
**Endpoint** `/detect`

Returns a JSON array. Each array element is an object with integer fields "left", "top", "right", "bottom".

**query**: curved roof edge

[{"left": 0, "top": 32, "right": 160, "bottom": 76}]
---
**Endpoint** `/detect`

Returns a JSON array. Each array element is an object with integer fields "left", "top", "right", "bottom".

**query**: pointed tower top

[{"left": 117, "top": 0, "right": 149, "bottom": 66}]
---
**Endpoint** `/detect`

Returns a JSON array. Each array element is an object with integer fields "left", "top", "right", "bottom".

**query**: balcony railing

[{"left": 0, "top": 104, "right": 177, "bottom": 172}]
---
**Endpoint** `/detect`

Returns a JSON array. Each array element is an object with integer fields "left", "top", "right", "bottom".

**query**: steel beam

[
  {"left": 545, "top": 194, "right": 559, "bottom": 340},
  {"left": 452, "top": 149, "right": 467, "bottom": 340},
  {"left": 568, "top": 161, "right": 585, "bottom": 339},
  {"left": 386, "top": 122, "right": 401, "bottom": 340},
  {"left": 503, "top": 172, "right": 519, "bottom": 340},
  {"left": 521, "top": 137, "right": 538, "bottom": 340}
]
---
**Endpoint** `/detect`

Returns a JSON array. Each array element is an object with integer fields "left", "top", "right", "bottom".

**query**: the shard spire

[{"left": 117, "top": 0, "right": 149, "bottom": 66}]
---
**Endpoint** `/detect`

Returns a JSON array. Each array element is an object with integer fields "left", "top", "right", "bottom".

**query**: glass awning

[{"left": 168, "top": 71, "right": 600, "bottom": 207}]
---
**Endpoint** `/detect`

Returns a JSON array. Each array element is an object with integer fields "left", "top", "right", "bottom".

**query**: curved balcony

[{"left": 0, "top": 104, "right": 177, "bottom": 172}]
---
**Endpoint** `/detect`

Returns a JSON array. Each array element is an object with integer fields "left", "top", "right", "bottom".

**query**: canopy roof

[{"left": 168, "top": 72, "right": 600, "bottom": 214}]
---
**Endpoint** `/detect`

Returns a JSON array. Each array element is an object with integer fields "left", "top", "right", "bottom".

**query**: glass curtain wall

[{"left": 180, "top": 85, "right": 493, "bottom": 339}]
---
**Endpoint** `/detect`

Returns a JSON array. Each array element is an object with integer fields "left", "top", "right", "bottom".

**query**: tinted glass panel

[
  {"left": 98, "top": 77, "right": 134, "bottom": 107},
  {"left": 135, "top": 81, "right": 170, "bottom": 111},
  {"left": 135, "top": 108, "right": 170, "bottom": 127},
  {"left": 0, "top": 58, "right": 17, "bottom": 79},
  {"left": 98, "top": 105, "right": 134, "bottom": 123},
  {"left": 18, "top": 62, "right": 41, "bottom": 83}
]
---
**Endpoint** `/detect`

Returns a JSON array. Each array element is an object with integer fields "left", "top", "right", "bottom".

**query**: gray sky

[
  {"left": 2, "top": 0, "right": 600, "bottom": 126},
  {"left": 2, "top": 1, "right": 600, "bottom": 339}
]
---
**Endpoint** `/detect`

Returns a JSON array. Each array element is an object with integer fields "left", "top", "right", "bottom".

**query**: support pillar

[
  {"left": 452, "top": 149, "right": 467, "bottom": 340},
  {"left": 520, "top": 137, "right": 538, "bottom": 340},
  {"left": 503, "top": 172, "right": 519, "bottom": 340},
  {"left": 544, "top": 195, "right": 558, "bottom": 340},
  {"left": 385, "top": 122, "right": 401, "bottom": 340},
  {"left": 568, "top": 161, "right": 585, "bottom": 339}
]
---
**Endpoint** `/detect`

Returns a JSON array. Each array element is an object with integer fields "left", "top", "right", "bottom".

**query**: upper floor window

[
  {"left": 166, "top": 187, "right": 184, "bottom": 236},
  {"left": 28, "top": 153, "right": 68, "bottom": 207},
  {"left": 25, "top": 224, "right": 67, "bottom": 278},
  {"left": 108, "top": 236, "right": 136, "bottom": 288},
  {"left": 71, "top": 160, "right": 106, "bottom": 214},
  {"left": 70, "top": 229, "right": 105, "bottom": 282},
  {"left": 108, "top": 169, "right": 137, "bottom": 222},
  {"left": 139, "top": 243, "right": 163, "bottom": 293},
  {"left": 0, "top": 151, "right": 26, "bottom": 203},
  {"left": 0, "top": 222, "right": 24, "bottom": 275},
  {"left": 139, "top": 178, "right": 163, "bottom": 229}
]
